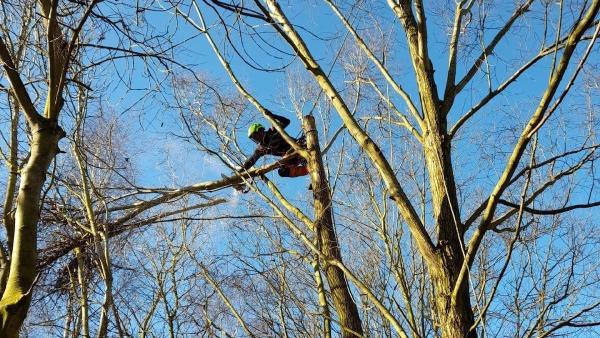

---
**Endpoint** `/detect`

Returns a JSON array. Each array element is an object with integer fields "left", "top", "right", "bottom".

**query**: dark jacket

[{"left": 242, "top": 112, "right": 293, "bottom": 169}]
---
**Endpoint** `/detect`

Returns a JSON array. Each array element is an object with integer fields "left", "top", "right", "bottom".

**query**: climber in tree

[{"left": 243, "top": 110, "right": 309, "bottom": 177}]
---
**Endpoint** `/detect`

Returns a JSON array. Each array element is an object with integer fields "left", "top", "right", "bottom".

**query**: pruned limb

[
  {"left": 38, "top": 157, "right": 289, "bottom": 270},
  {"left": 109, "top": 156, "right": 291, "bottom": 226}
]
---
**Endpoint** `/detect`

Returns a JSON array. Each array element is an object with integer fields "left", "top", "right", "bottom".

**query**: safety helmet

[{"left": 247, "top": 123, "right": 264, "bottom": 138}]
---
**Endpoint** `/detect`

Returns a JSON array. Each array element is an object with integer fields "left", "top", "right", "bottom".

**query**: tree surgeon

[{"left": 244, "top": 110, "right": 310, "bottom": 178}]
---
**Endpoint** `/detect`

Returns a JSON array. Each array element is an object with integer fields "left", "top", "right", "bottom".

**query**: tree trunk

[
  {"left": 0, "top": 119, "right": 64, "bottom": 337},
  {"left": 303, "top": 115, "right": 363, "bottom": 338},
  {"left": 423, "top": 129, "right": 476, "bottom": 337},
  {"left": 75, "top": 247, "right": 90, "bottom": 338},
  {"left": 386, "top": 1, "right": 479, "bottom": 334},
  {"left": 0, "top": 95, "right": 20, "bottom": 295},
  {"left": 431, "top": 264, "right": 476, "bottom": 338}
]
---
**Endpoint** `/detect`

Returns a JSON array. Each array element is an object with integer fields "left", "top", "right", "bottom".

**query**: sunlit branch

[
  {"left": 454, "top": 0, "right": 600, "bottom": 305},
  {"left": 452, "top": 0, "right": 534, "bottom": 99},
  {"left": 324, "top": 0, "right": 423, "bottom": 124}
]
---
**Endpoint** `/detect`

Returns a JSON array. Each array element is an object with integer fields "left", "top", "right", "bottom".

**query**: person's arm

[
  {"left": 242, "top": 146, "right": 266, "bottom": 169},
  {"left": 266, "top": 110, "right": 290, "bottom": 129}
]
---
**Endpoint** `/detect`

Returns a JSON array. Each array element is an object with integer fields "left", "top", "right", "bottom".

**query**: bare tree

[
  {"left": 0, "top": 1, "right": 93, "bottom": 334},
  {"left": 170, "top": 0, "right": 600, "bottom": 336},
  {"left": 0, "top": 0, "right": 211, "bottom": 335}
]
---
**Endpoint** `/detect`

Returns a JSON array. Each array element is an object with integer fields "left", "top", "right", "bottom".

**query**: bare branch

[
  {"left": 455, "top": 0, "right": 600, "bottom": 305},
  {"left": 324, "top": 0, "right": 423, "bottom": 124},
  {"left": 452, "top": 1, "right": 534, "bottom": 98}
]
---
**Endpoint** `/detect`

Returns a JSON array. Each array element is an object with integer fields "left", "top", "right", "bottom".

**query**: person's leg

[
  {"left": 278, "top": 165, "right": 309, "bottom": 177},
  {"left": 289, "top": 166, "right": 309, "bottom": 177}
]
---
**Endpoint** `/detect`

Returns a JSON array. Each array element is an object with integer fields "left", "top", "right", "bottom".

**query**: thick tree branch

[
  {"left": 387, "top": 0, "right": 440, "bottom": 115},
  {"left": 444, "top": 1, "right": 478, "bottom": 105},
  {"left": 0, "top": 36, "right": 42, "bottom": 125}
]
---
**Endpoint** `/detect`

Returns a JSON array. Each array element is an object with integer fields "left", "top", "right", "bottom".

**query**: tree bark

[
  {"left": 303, "top": 115, "right": 363, "bottom": 337},
  {"left": 430, "top": 263, "right": 476, "bottom": 338},
  {"left": 0, "top": 119, "right": 64, "bottom": 337},
  {"left": 0, "top": 95, "right": 21, "bottom": 295},
  {"left": 423, "top": 122, "right": 476, "bottom": 338},
  {"left": 75, "top": 247, "right": 90, "bottom": 338}
]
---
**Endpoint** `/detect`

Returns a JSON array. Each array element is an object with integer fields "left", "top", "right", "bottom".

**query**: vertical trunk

[
  {"left": 75, "top": 247, "right": 90, "bottom": 338},
  {"left": 0, "top": 2, "right": 68, "bottom": 334},
  {"left": 0, "top": 95, "right": 20, "bottom": 294},
  {"left": 303, "top": 116, "right": 363, "bottom": 337},
  {"left": 424, "top": 127, "right": 476, "bottom": 337},
  {"left": 312, "top": 255, "right": 331, "bottom": 338},
  {"left": 0, "top": 120, "right": 64, "bottom": 337},
  {"left": 431, "top": 265, "right": 475, "bottom": 338}
]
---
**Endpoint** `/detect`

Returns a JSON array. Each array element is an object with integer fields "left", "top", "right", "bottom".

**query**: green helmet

[{"left": 247, "top": 123, "right": 264, "bottom": 138}]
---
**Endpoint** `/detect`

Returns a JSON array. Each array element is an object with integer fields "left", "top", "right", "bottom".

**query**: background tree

[{"left": 0, "top": 0, "right": 218, "bottom": 335}]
